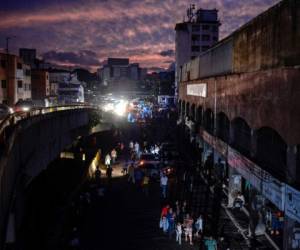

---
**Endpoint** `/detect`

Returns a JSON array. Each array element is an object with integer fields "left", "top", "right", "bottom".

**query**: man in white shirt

[
  {"left": 105, "top": 154, "right": 111, "bottom": 168},
  {"left": 160, "top": 173, "right": 168, "bottom": 198}
]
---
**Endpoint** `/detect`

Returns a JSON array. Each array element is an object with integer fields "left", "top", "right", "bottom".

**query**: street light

[{"left": 5, "top": 36, "right": 16, "bottom": 55}]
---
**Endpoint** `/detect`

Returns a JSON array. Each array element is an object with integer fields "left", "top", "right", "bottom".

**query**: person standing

[
  {"left": 160, "top": 173, "right": 168, "bottom": 199},
  {"left": 135, "top": 167, "right": 143, "bottom": 188},
  {"left": 176, "top": 222, "right": 182, "bottom": 245},
  {"left": 106, "top": 166, "right": 113, "bottom": 185},
  {"left": 161, "top": 204, "right": 170, "bottom": 218},
  {"left": 142, "top": 174, "right": 150, "bottom": 196},
  {"left": 134, "top": 141, "right": 140, "bottom": 156},
  {"left": 105, "top": 153, "right": 111, "bottom": 168},
  {"left": 127, "top": 163, "right": 135, "bottom": 184},
  {"left": 129, "top": 141, "right": 134, "bottom": 153},
  {"left": 183, "top": 214, "right": 194, "bottom": 245},
  {"left": 204, "top": 236, "right": 217, "bottom": 250},
  {"left": 94, "top": 166, "right": 101, "bottom": 186},
  {"left": 167, "top": 210, "right": 176, "bottom": 239},
  {"left": 195, "top": 214, "right": 203, "bottom": 237},
  {"left": 111, "top": 148, "right": 117, "bottom": 164}
]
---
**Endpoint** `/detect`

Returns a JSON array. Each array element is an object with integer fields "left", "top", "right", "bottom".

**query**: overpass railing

[{"left": 0, "top": 104, "right": 93, "bottom": 142}]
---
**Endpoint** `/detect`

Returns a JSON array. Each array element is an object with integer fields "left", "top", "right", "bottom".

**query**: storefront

[{"left": 227, "top": 146, "right": 285, "bottom": 244}]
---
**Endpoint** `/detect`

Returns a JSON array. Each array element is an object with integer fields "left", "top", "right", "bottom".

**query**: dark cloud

[
  {"left": 0, "top": 0, "right": 280, "bottom": 71},
  {"left": 42, "top": 50, "right": 100, "bottom": 66},
  {"left": 160, "top": 49, "right": 174, "bottom": 57}
]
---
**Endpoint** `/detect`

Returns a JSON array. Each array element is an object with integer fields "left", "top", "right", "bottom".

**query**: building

[
  {"left": 0, "top": 53, "right": 32, "bottom": 105},
  {"left": 175, "top": 6, "right": 220, "bottom": 98},
  {"left": 48, "top": 69, "right": 85, "bottom": 104},
  {"left": 48, "top": 69, "right": 72, "bottom": 96},
  {"left": 31, "top": 69, "right": 50, "bottom": 100},
  {"left": 20, "top": 64, "right": 32, "bottom": 101},
  {"left": 97, "top": 58, "right": 147, "bottom": 91},
  {"left": 57, "top": 83, "right": 84, "bottom": 104},
  {"left": 19, "top": 48, "right": 36, "bottom": 68},
  {"left": 178, "top": 1, "right": 300, "bottom": 249}
]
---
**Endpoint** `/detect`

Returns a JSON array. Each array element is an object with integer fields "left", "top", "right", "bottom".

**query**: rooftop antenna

[{"left": 187, "top": 4, "right": 196, "bottom": 22}]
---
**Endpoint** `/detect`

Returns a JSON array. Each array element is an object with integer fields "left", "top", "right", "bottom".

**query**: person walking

[
  {"left": 105, "top": 153, "right": 111, "bottom": 168},
  {"left": 127, "top": 163, "right": 135, "bottom": 184},
  {"left": 134, "top": 141, "right": 140, "bottom": 156},
  {"left": 176, "top": 222, "right": 183, "bottom": 245},
  {"left": 129, "top": 141, "right": 134, "bottom": 153},
  {"left": 106, "top": 166, "right": 113, "bottom": 185},
  {"left": 142, "top": 174, "right": 150, "bottom": 196},
  {"left": 183, "top": 214, "right": 194, "bottom": 245},
  {"left": 160, "top": 172, "right": 168, "bottom": 199},
  {"left": 111, "top": 148, "right": 117, "bottom": 164},
  {"left": 135, "top": 167, "right": 143, "bottom": 188},
  {"left": 167, "top": 209, "right": 176, "bottom": 239},
  {"left": 204, "top": 236, "right": 217, "bottom": 250},
  {"left": 161, "top": 216, "right": 169, "bottom": 233},
  {"left": 174, "top": 200, "right": 181, "bottom": 218},
  {"left": 195, "top": 214, "right": 203, "bottom": 237},
  {"left": 233, "top": 191, "right": 245, "bottom": 210},
  {"left": 161, "top": 204, "right": 170, "bottom": 218},
  {"left": 94, "top": 166, "right": 101, "bottom": 186}
]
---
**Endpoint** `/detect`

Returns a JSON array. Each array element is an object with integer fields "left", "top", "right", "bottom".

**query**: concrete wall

[
  {"left": 233, "top": 0, "right": 300, "bottom": 73},
  {"left": 180, "top": 0, "right": 300, "bottom": 81},
  {"left": 179, "top": 67, "right": 300, "bottom": 146},
  {"left": 0, "top": 108, "right": 91, "bottom": 247}
]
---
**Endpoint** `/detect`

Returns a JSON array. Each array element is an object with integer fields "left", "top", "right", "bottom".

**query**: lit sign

[{"left": 187, "top": 83, "right": 207, "bottom": 97}]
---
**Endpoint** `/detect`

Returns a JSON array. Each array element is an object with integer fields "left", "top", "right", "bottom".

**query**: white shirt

[
  {"left": 105, "top": 155, "right": 111, "bottom": 165},
  {"left": 176, "top": 224, "right": 182, "bottom": 234},
  {"left": 160, "top": 176, "right": 168, "bottom": 186},
  {"left": 195, "top": 218, "right": 203, "bottom": 230}
]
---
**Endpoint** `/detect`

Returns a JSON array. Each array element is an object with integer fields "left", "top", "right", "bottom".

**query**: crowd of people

[{"left": 158, "top": 200, "right": 220, "bottom": 249}]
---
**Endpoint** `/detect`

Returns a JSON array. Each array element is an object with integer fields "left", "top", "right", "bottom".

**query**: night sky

[{"left": 0, "top": 0, "right": 279, "bottom": 72}]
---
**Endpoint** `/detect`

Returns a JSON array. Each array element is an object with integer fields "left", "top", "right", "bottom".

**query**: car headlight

[{"left": 22, "top": 106, "right": 30, "bottom": 112}]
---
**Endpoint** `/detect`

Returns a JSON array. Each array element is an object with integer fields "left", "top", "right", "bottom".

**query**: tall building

[
  {"left": 0, "top": 53, "right": 31, "bottom": 105},
  {"left": 97, "top": 58, "right": 147, "bottom": 92},
  {"left": 31, "top": 69, "right": 50, "bottom": 100},
  {"left": 19, "top": 48, "right": 36, "bottom": 68},
  {"left": 175, "top": 5, "right": 220, "bottom": 97}
]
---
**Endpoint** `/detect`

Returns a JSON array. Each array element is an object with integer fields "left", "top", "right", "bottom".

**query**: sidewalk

[{"left": 197, "top": 171, "right": 279, "bottom": 250}]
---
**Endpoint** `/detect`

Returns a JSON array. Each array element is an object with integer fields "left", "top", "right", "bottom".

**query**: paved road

[{"left": 80, "top": 175, "right": 199, "bottom": 250}]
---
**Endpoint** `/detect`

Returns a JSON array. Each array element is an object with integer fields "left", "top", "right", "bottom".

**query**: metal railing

[{"left": 0, "top": 104, "right": 93, "bottom": 141}]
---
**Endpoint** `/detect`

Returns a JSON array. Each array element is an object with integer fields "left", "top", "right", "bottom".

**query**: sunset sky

[{"left": 0, "top": 0, "right": 279, "bottom": 72}]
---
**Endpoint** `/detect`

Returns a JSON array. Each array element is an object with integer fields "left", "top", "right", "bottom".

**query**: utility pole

[{"left": 5, "top": 36, "right": 16, "bottom": 105}]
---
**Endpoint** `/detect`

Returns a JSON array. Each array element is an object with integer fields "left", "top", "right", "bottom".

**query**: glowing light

[
  {"left": 114, "top": 100, "right": 128, "bottom": 116},
  {"left": 103, "top": 103, "right": 114, "bottom": 112},
  {"left": 22, "top": 106, "right": 30, "bottom": 112}
]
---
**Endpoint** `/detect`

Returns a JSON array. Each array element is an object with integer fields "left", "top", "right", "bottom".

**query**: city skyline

[{"left": 0, "top": 0, "right": 279, "bottom": 72}]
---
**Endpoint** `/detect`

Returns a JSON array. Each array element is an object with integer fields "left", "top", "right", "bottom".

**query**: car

[
  {"left": 137, "top": 162, "right": 175, "bottom": 180},
  {"left": 139, "top": 153, "right": 160, "bottom": 164},
  {"left": 0, "top": 104, "right": 13, "bottom": 120},
  {"left": 137, "top": 163, "right": 160, "bottom": 180},
  {"left": 14, "top": 99, "right": 35, "bottom": 112}
]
